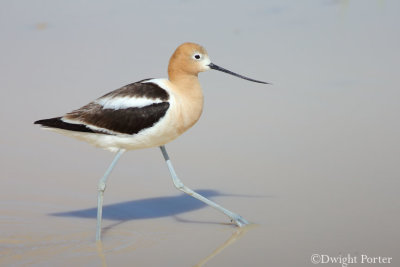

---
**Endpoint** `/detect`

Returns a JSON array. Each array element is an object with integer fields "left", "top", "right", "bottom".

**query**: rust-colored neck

[{"left": 168, "top": 62, "right": 201, "bottom": 92}]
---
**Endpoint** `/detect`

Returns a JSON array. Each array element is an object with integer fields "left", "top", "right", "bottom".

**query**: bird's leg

[
  {"left": 96, "top": 149, "right": 125, "bottom": 241},
  {"left": 159, "top": 146, "right": 249, "bottom": 227}
]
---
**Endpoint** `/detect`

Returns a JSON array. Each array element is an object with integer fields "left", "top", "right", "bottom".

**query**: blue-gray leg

[
  {"left": 96, "top": 149, "right": 125, "bottom": 241},
  {"left": 159, "top": 146, "right": 249, "bottom": 227}
]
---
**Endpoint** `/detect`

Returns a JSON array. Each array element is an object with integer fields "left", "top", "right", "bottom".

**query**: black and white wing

[{"left": 34, "top": 80, "right": 170, "bottom": 135}]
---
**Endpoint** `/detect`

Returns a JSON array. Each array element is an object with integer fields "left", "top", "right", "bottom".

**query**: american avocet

[{"left": 34, "top": 42, "right": 268, "bottom": 241}]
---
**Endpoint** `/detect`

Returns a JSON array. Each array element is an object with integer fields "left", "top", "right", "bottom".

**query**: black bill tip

[{"left": 208, "top": 63, "right": 270, "bottom": 85}]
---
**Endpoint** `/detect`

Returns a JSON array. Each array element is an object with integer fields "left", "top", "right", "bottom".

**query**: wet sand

[{"left": 1, "top": 1, "right": 399, "bottom": 266}]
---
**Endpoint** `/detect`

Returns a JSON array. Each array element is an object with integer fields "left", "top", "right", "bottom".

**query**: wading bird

[{"left": 34, "top": 42, "right": 268, "bottom": 241}]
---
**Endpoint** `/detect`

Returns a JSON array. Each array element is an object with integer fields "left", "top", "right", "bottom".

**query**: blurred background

[{"left": 1, "top": 1, "right": 399, "bottom": 266}]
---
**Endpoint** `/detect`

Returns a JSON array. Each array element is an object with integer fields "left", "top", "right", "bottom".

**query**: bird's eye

[{"left": 194, "top": 54, "right": 201, "bottom": 60}]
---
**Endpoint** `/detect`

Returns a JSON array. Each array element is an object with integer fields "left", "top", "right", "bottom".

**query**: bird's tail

[{"left": 34, "top": 117, "right": 96, "bottom": 133}]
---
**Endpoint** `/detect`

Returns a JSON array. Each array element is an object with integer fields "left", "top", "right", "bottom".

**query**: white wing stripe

[
  {"left": 61, "top": 117, "right": 120, "bottom": 135},
  {"left": 96, "top": 97, "right": 163, "bottom": 110}
]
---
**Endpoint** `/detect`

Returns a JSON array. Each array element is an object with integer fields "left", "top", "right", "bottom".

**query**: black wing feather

[
  {"left": 69, "top": 102, "right": 170, "bottom": 135},
  {"left": 34, "top": 117, "right": 97, "bottom": 133},
  {"left": 34, "top": 81, "right": 171, "bottom": 135}
]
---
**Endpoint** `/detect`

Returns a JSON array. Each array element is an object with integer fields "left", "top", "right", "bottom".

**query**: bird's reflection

[
  {"left": 62, "top": 190, "right": 262, "bottom": 266},
  {"left": 96, "top": 241, "right": 108, "bottom": 267},
  {"left": 194, "top": 224, "right": 256, "bottom": 267},
  {"left": 94, "top": 224, "right": 255, "bottom": 267}
]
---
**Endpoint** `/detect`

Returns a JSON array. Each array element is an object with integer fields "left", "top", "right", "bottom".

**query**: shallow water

[{"left": 1, "top": 1, "right": 399, "bottom": 266}]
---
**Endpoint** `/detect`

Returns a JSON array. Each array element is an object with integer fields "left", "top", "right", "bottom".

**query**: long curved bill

[{"left": 208, "top": 63, "right": 269, "bottom": 84}]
